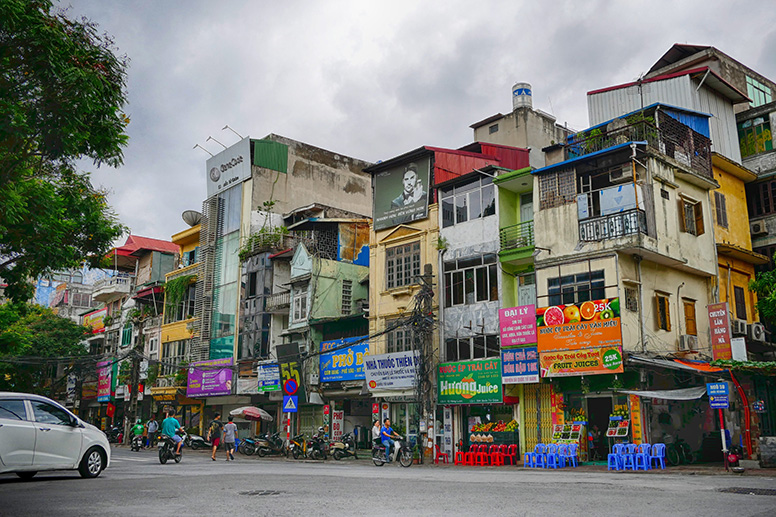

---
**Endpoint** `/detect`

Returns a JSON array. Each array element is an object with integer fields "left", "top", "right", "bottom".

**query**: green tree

[
  {"left": 0, "top": 0, "right": 129, "bottom": 302},
  {"left": 750, "top": 270, "right": 776, "bottom": 326},
  {"left": 0, "top": 303, "right": 90, "bottom": 393}
]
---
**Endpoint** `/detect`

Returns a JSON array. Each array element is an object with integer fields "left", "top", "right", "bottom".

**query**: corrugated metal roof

[{"left": 531, "top": 142, "right": 646, "bottom": 176}]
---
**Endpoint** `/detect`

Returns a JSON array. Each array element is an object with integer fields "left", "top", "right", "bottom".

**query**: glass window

[
  {"left": 443, "top": 255, "right": 499, "bottom": 307},
  {"left": 386, "top": 242, "right": 421, "bottom": 289},
  {"left": 444, "top": 335, "right": 500, "bottom": 362},
  {"left": 31, "top": 401, "right": 72, "bottom": 426},
  {"left": 734, "top": 286, "right": 747, "bottom": 321},
  {"left": 746, "top": 76, "right": 773, "bottom": 108},
  {"left": 386, "top": 324, "right": 411, "bottom": 353},
  {"left": 548, "top": 270, "right": 606, "bottom": 306},
  {"left": 656, "top": 293, "right": 671, "bottom": 331},
  {"left": 440, "top": 178, "right": 497, "bottom": 227},
  {"left": 0, "top": 400, "right": 28, "bottom": 420}
]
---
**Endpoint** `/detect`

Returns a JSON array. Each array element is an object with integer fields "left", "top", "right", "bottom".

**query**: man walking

[
  {"left": 223, "top": 416, "right": 238, "bottom": 461},
  {"left": 207, "top": 412, "right": 224, "bottom": 461},
  {"left": 146, "top": 414, "right": 158, "bottom": 448}
]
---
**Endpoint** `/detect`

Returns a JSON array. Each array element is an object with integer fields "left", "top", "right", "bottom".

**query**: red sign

[
  {"left": 708, "top": 302, "right": 732, "bottom": 360},
  {"left": 106, "top": 402, "right": 115, "bottom": 418},
  {"left": 323, "top": 404, "right": 330, "bottom": 416},
  {"left": 372, "top": 403, "right": 379, "bottom": 415}
]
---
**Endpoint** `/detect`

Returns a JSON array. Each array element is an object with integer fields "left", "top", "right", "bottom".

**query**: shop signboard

[
  {"left": 205, "top": 137, "right": 252, "bottom": 198},
  {"left": 373, "top": 157, "right": 430, "bottom": 230},
  {"left": 97, "top": 360, "right": 112, "bottom": 402},
  {"left": 332, "top": 410, "right": 344, "bottom": 441},
  {"left": 319, "top": 336, "right": 369, "bottom": 382},
  {"left": 256, "top": 362, "right": 281, "bottom": 393},
  {"left": 537, "top": 298, "right": 622, "bottom": 353},
  {"left": 501, "top": 346, "right": 539, "bottom": 384},
  {"left": 438, "top": 358, "right": 502, "bottom": 405},
  {"left": 708, "top": 302, "right": 732, "bottom": 360},
  {"left": 443, "top": 406, "right": 453, "bottom": 458},
  {"left": 629, "top": 395, "right": 643, "bottom": 444},
  {"left": 66, "top": 373, "right": 77, "bottom": 403},
  {"left": 539, "top": 346, "right": 624, "bottom": 377},
  {"left": 83, "top": 308, "right": 107, "bottom": 334},
  {"left": 364, "top": 350, "right": 420, "bottom": 391},
  {"left": 187, "top": 358, "right": 233, "bottom": 398},
  {"left": 499, "top": 305, "right": 537, "bottom": 347},
  {"left": 81, "top": 380, "right": 98, "bottom": 400},
  {"left": 707, "top": 382, "right": 729, "bottom": 409}
]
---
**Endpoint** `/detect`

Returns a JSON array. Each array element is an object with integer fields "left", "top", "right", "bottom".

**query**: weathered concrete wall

[{"left": 759, "top": 436, "right": 776, "bottom": 468}]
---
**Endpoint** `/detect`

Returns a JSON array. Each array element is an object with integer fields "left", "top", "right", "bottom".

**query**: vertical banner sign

[
  {"left": 381, "top": 403, "right": 390, "bottom": 424},
  {"left": 332, "top": 410, "right": 344, "bottom": 442},
  {"left": 499, "top": 305, "right": 537, "bottom": 347},
  {"left": 97, "top": 360, "right": 112, "bottom": 402},
  {"left": 708, "top": 302, "right": 732, "bottom": 360},
  {"left": 501, "top": 346, "right": 540, "bottom": 383},
  {"left": 372, "top": 403, "right": 380, "bottom": 417},
  {"left": 629, "top": 394, "right": 643, "bottom": 444},
  {"left": 280, "top": 361, "right": 304, "bottom": 399},
  {"left": 443, "top": 406, "right": 453, "bottom": 458}
]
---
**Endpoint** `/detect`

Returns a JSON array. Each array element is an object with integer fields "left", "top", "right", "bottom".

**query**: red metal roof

[{"left": 124, "top": 235, "right": 180, "bottom": 256}]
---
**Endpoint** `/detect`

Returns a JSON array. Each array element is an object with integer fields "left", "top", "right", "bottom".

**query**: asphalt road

[{"left": 1, "top": 446, "right": 775, "bottom": 516}]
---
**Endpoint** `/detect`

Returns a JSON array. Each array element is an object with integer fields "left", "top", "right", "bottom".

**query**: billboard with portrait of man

[{"left": 373, "top": 157, "right": 430, "bottom": 230}]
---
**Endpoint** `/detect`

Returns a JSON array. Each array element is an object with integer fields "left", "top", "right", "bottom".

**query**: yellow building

[{"left": 711, "top": 154, "right": 768, "bottom": 342}]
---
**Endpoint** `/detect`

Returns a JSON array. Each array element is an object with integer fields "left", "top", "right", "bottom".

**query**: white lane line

[{"left": 112, "top": 457, "right": 152, "bottom": 462}]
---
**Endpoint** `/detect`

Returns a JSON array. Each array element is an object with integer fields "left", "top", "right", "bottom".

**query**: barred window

[
  {"left": 386, "top": 242, "right": 421, "bottom": 289},
  {"left": 539, "top": 169, "right": 576, "bottom": 210},
  {"left": 341, "top": 280, "right": 352, "bottom": 315}
]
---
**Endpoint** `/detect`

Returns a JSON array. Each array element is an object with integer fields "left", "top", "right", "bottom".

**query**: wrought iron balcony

[
  {"left": 579, "top": 209, "right": 647, "bottom": 242},
  {"left": 499, "top": 221, "right": 534, "bottom": 252}
]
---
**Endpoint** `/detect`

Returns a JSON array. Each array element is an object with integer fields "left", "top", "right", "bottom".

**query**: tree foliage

[
  {"left": 750, "top": 270, "right": 776, "bottom": 326},
  {"left": 0, "top": 302, "right": 90, "bottom": 393},
  {"left": 0, "top": 0, "right": 129, "bottom": 302}
]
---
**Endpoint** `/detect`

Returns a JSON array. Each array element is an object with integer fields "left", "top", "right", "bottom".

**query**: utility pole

[
  {"left": 126, "top": 310, "right": 146, "bottom": 444},
  {"left": 413, "top": 263, "right": 436, "bottom": 461}
]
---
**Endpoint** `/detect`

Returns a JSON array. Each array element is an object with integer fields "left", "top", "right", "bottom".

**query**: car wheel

[
  {"left": 79, "top": 447, "right": 105, "bottom": 478},
  {"left": 16, "top": 471, "right": 37, "bottom": 480}
]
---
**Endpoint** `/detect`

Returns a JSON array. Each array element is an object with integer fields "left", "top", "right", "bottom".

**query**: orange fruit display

[
  {"left": 580, "top": 301, "right": 596, "bottom": 320},
  {"left": 564, "top": 305, "right": 580, "bottom": 323}
]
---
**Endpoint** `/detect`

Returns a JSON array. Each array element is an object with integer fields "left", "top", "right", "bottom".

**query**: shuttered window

[
  {"left": 656, "top": 293, "right": 671, "bottom": 331},
  {"left": 683, "top": 299, "right": 697, "bottom": 336},
  {"left": 714, "top": 192, "right": 728, "bottom": 228}
]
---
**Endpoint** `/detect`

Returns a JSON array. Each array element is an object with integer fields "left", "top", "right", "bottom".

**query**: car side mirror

[{"left": 71, "top": 417, "right": 82, "bottom": 428}]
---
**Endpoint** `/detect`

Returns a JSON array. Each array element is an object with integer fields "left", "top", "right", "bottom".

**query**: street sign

[
  {"left": 706, "top": 382, "right": 728, "bottom": 397},
  {"left": 283, "top": 395, "right": 298, "bottom": 413},
  {"left": 710, "top": 395, "right": 729, "bottom": 409}
]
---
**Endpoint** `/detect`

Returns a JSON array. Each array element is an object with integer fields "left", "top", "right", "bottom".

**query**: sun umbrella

[{"left": 230, "top": 406, "right": 273, "bottom": 422}]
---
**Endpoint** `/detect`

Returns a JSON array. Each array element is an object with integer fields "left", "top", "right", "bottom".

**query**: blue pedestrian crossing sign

[
  {"left": 707, "top": 383, "right": 729, "bottom": 409},
  {"left": 283, "top": 395, "right": 298, "bottom": 413}
]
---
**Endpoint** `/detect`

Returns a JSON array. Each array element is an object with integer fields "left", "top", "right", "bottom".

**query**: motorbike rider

[
  {"left": 131, "top": 418, "right": 145, "bottom": 448},
  {"left": 381, "top": 418, "right": 401, "bottom": 463},
  {"left": 161, "top": 410, "right": 184, "bottom": 455}
]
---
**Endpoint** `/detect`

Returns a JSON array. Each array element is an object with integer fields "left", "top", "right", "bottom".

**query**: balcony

[
  {"left": 265, "top": 291, "right": 291, "bottom": 313},
  {"left": 92, "top": 274, "right": 133, "bottom": 302},
  {"left": 579, "top": 209, "right": 647, "bottom": 242},
  {"left": 499, "top": 221, "right": 535, "bottom": 252}
]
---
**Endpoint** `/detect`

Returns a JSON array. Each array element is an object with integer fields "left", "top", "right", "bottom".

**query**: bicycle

[{"left": 666, "top": 436, "right": 694, "bottom": 466}]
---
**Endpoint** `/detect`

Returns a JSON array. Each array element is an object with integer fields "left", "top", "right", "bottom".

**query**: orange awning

[{"left": 674, "top": 359, "right": 724, "bottom": 373}]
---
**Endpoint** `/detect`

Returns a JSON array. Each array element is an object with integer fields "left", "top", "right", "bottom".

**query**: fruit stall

[{"left": 468, "top": 419, "right": 519, "bottom": 447}]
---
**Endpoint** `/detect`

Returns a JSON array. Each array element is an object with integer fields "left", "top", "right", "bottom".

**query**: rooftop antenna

[
  {"left": 223, "top": 125, "right": 244, "bottom": 139},
  {"left": 206, "top": 136, "right": 228, "bottom": 149},
  {"left": 193, "top": 143, "right": 213, "bottom": 157}
]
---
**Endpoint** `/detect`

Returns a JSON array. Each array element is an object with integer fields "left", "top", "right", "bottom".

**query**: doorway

[{"left": 586, "top": 396, "right": 612, "bottom": 459}]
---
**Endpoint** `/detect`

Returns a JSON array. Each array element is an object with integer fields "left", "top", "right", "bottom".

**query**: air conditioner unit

[
  {"left": 609, "top": 165, "right": 633, "bottom": 184},
  {"left": 751, "top": 221, "right": 768, "bottom": 236},
  {"left": 678, "top": 334, "right": 699, "bottom": 352},
  {"left": 749, "top": 322, "right": 766, "bottom": 343},
  {"left": 731, "top": 319, "right": 748, "bottom": 336}
]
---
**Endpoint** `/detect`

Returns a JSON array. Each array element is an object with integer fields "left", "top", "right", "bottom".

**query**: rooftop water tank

[{"left": 512, "top": 82, "right": 532, "bottom": 110}]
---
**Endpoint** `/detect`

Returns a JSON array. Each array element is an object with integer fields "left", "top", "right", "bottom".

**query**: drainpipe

[
  {"left": 676, "top": 282, "right": 685, "bottom": 336},
  {"left": 634, "top": 255, "right": 646, "bottom": 353}
]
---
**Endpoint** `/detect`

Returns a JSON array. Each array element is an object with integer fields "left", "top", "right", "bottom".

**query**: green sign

[{"left": 438, "top": 358, "right": 502, "bottom": 405}]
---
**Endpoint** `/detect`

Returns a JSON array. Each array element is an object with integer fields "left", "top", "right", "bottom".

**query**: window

[
  {"left": 489, "top": 124, "right": 499, "bottom": 134},
  {"left": 714, "top": 192, "right": 728, "bottom": 228},
  {"left": 747, "top": 180, "right": 776, "bottom": 217},
  {"left": 624, "top": 286, "right": 639, "bottom": 312},
  {"left": 683, "top": 299, "right": 697, "bottom": 336},
  {"left": 0, "top": 399, "right": 27, "bottom": 420},
  {"left": 655, "top": 293, "right": 671, "bottom": 331},
  {"left": 734, "top": 286, "right": 747, "bottom": 321},
  {"left": 445, "top": 335, "right": 499, "bottom": 362},
  {"left": 31, "top": 401, "right": 71, "bottom": 426},
  {"left": 444, "top": 255, "right": 498, "bottom": 306},
  {"left": 162, "top": 340, "right": 187, "bottom": 375},
  {"left": 547, "top": 270, "right": 605, "bottom": 306},
  {"left": 746, "top": 75, "right": 773, "bottom": 108},
  {"left": 386, "top": 242, "right": 421, "bottom": 289},
  {"left": 247, "top": 272, "right": 258, "bottom": 298},
  {"left": 679, "top": 198, "right": 704, "bottom": 236},
  {"left": 121, "top": 323, "right": 132, "bottom": 348},
  {"left": 738, "top": 116, "right": 773, "bottom": 158},
  {"left": 441, "top": 177, "right": 495, "bottom": 227},
  {"left": 292, "top": 285, "right": 308, "bottom": 321},
  {"left": 386, "top": 324, "right": 411, "bottom": 353},
  {"left": 165, "top": 283, "right": 196, "bottom": 324},
  {"left": 341, "top": 280, "right": 352, "bottom": 315}
]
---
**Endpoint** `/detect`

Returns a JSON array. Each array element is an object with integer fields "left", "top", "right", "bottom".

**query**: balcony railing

[
  {"left": 579, "top": 209, "right": 647, "bottom": 242},
  {"left": 92, "top": 274, "right": 134, "bottom": 302},
  {"left": 265, "top": 291, "right": 291, "bottom": 313},
  {"left": 499, "top": 221, "right": 535, "bottom": 252}
]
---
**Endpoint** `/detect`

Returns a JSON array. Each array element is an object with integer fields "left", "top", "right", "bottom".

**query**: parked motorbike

[
  {"left": 105, "top": 424, "right": 123, "bottom": 444},
  {"left": 288, "top": 433, "right": 306, "bottom": 459},
  {"left": 307, "top": 427, "right": 328, "bottom": 460},
  {"left": 256, "top": 432, "right": 286, "bottom": 457},
  {"left": 372, "top": 436, "right": 413, "bottom": 467},
  {"left": 184, "top": 430, "right": 211, "bottom": 450},
  {"left": 727, "top": 444, "right": 743, "bottom": 467},
  {"left": 238, "top": 437, "right": 258, "bottom": 455},
  {"left": 158, "top": 429, "right": 185, "bottom": 464},
  {"left": 130, "top": 433, "right": 144, "bottom": 452},
  {"left": 331, "top": 432, "right": 358, "bottom": 460}
]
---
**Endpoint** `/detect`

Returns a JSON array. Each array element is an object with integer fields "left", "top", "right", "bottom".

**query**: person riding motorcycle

[
  {"left": 161, "top": 411, "right": 184, "bottom": 455},
  {"left": 131, "top": 418, "right": 145, "bottom": 449},
  {"left": 380, "top": 418, "right": 401, "bottom": 463}
]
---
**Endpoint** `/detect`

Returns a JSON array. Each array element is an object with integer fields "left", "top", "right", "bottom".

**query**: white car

[{"left": 0, "top": 392, "right": 111, "bottom": 479}]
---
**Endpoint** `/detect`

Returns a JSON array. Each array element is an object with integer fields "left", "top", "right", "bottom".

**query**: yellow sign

[{"left": 629, "top": 395, "right": 642, "bottom": 444}]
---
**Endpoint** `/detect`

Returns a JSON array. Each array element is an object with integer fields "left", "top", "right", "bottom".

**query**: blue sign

[
  {"left": 710, "top": 395, "right": 729, "bottom": 409},
  {"left": 319, "top": 336, "right": 369, "bottom": 383},
  {"left": 283, "top": 395, "right": 298, "bottom": 413},
  {"left": 706, "top": 382, "right": 729, "bottom": 397},
  {"left": 501, "top": 346, "right": 539, "bottom": 384}
]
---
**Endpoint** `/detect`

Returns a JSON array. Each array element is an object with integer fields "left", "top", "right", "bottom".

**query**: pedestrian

[
  {"left": 146, "top": 414, "right": 159, "bottom": 448},
  {"left": 223, "top": 416, "right": 238, "bottom": 461},
  {"left": 207, "top": 412, "right": 224, "bottom": 461}
]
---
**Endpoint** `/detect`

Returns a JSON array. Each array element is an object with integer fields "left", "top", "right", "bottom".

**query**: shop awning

[
  {"left": 628, "top": 355, "right": 724, "bottom": 375},
  {"left": 619, "top": 386, "right": 707, "bottom": 400}
]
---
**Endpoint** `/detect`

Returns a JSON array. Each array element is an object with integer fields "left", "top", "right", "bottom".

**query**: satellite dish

[{"left": 182, "top": 210, "right": 202, "bottom": 227}]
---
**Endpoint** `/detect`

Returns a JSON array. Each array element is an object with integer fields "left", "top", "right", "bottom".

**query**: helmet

[
  {"left": 318, "top": 426, "right": 324, "bottom": 433},
  {"left": 136, "top": 418, "right": 142, "bottom": 424}
]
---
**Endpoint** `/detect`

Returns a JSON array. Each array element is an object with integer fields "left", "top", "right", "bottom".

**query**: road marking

[{"left": 112, "top": 457, "right": 151, "bottom": 462}]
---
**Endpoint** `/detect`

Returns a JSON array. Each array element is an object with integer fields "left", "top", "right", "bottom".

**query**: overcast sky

[{"left": 65, "top": 0, "right": 776, "bottom": 244}]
